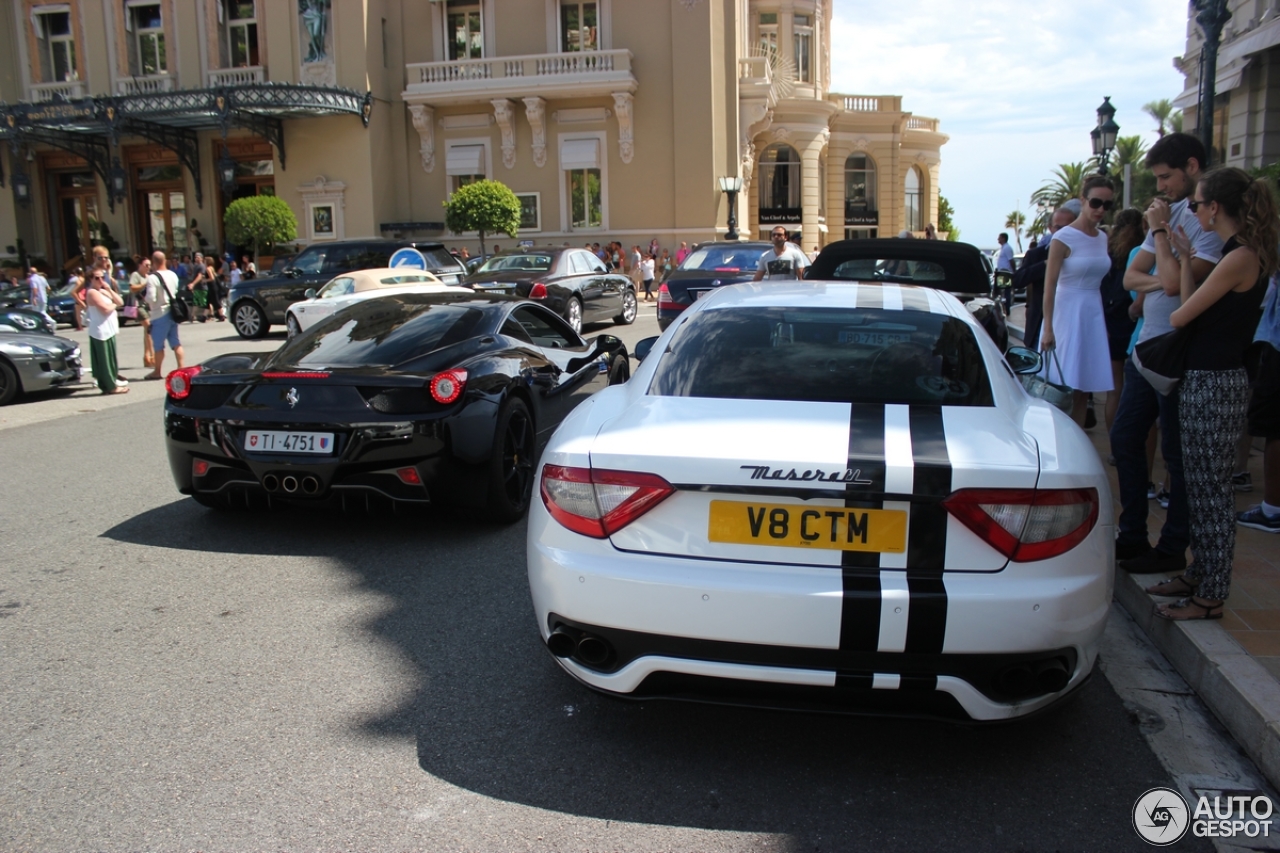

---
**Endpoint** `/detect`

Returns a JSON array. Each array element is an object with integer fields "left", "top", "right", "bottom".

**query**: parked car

[
  {"left": 284, "top": 268, "right": 470, "bottom": 338},
  {"left": 464, "top": 248, "right": 636, "bottom": 334},
  {"left": 0, "top": 329, "right": 82, "bottom": 405},
  {"left": 227, "top": 239, "right": 468, "bottom": 339},
  {"left": 528, "top": 279, "right": 1110, "bottom": 721},
  {"left": 0, "top": 306, "right": 57, "bottom": 335},
  {"left": 656, "top": 241, "right": 773, "bottom": 331},
  {"left": 808, "top": 239, "right": 1010, "bottom": 351},
  {"left": 164, "top": 292, "right": 630, "bottom": 520}
]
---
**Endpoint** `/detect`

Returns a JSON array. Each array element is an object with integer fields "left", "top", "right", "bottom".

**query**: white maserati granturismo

[{"left": 527, "top": 279, "right": 1113, "bottom": 722}]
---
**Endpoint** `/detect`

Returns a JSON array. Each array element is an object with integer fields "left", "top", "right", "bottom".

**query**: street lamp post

[
  {"left": 718, "top": 175, "right": 743, "bottom": 241},
  {"left": 1193, "top": 0, "right": 1232, "bottom": 167},
  {"left": 1091, "top": 97, "right": 1120, "bottom": 175}
]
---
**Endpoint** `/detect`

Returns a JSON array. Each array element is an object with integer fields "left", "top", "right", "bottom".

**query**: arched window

[
  {"left": 759, "top": 143, "right": 801, "bottom": 215},
  {"left": 844, "top": 154, "right": 876, "bottom": 215},
  {"left": 904, "top": 166, "right": 922, "bottom": 233}
]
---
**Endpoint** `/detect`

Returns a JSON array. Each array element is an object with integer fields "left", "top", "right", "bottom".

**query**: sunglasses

[
  {"left": 1087, "top": 198, "right": 1115, "bottom": 211},
  {"left": 1188, "top": 199, "right": 1207, "bottom": 212}
]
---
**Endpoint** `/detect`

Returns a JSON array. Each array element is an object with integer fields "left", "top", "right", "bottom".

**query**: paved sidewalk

[{"left": 1010, "top": 303, "right": 1280, "bottom": 788}]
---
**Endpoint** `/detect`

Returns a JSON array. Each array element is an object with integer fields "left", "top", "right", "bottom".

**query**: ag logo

[{"left": 1133, "top": 787, "right": 1190, "bottom": 845}]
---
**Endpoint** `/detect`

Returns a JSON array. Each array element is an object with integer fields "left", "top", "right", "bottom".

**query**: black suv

[{"left": 227, "top": 239, "right": 468, "bottom": 338}]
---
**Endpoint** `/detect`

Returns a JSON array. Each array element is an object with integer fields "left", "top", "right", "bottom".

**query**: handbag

[
  {"left": 1132, "top": 326, "right": 1193, "bottom": 396},
  {"left": 121, "top": 302, "right": 138, "bottom": 319},
  {"left": 154, "top": 273, "right": 190, "bottom": 323},
  {"left": 1020, "top": 347, "right": 1074, "bottom": 413}
]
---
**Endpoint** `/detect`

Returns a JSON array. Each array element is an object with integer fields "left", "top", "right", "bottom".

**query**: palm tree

[
  {"left": 1109, "top": 135, "right": 1149, "bottom": 205},
  {"left": 1029, "top": 162, "right": 1089, "bottom": 233},
  {"left": 1143, "top": 99, "right": 1174, "bottom": 137},
  {"left": 1170, "top": 110, "right": 1184, "bottom": 134},
  {"left": 1004, "top": 210, "right": 1026, "bottom": 252}
]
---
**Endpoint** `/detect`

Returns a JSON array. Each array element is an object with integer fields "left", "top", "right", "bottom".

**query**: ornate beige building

[{"left": 0, "top": 0, "right": 945, "bottom": 270}]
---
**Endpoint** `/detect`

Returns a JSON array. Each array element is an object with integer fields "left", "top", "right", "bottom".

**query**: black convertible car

[
  {"left": 656, "top": 241, "right": 772, "bottom": 331},
  {"left": 164, "top": 293, "right": 629, "bottom": 521},
  {"left": 464, "top": 248, "right": 636, "bottom": 334},
  {"left": 807, "top": 239, "right": 1010, "bottom": 351}
]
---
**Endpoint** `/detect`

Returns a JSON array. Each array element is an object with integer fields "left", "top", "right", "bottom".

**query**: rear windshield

[
  {"left": 420, "top": 248, "right": 462, "bottom": 272},
  {"left": 648, "top": 306, "right": 993, "bottom": 406},
  {"left": 680, "top": 245, "right": 768, "bottom": 272},
  {"left": 477, "top": 254, "right": 553, "bottom": 273},
  {"left": 269, "top": 298, "right": 486, "bottom": 368},
  {"left": 828, "top": 258, "right": 948, "bottom": 284}
]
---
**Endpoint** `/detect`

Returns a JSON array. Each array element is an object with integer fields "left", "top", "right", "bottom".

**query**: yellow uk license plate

[{"left": 708, "top": 500, "right": 907, "bottom": 553}]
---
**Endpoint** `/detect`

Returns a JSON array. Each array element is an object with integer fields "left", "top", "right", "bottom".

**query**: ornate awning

[{"left": 0, "top": 83, "right": 372, "bottom": 210}]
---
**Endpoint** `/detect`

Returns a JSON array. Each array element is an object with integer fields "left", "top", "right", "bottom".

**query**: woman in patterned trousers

[{"left": 1150, "top": 168, "right": 1280, "bottom": 619}]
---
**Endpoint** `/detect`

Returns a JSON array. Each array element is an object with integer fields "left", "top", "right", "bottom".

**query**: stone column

[{"left": 798, "top": 126, "right": 830, "bottom": 251}]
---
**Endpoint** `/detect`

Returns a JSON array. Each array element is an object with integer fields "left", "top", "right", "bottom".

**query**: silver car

[{"left": 0, "top": 330, "right": 82, "bottom": 405}]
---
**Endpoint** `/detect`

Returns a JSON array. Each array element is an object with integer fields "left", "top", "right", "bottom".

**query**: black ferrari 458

[{"left": 164, "top": 292, "right": 630, "bottom": 521}]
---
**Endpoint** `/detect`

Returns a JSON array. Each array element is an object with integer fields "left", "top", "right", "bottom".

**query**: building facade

[
  {"left": 0, "top": 0, "right": 945, "bottom": 272},
  {"left": 1174, "top": 0, "right": 1280, "bottom": 169}
]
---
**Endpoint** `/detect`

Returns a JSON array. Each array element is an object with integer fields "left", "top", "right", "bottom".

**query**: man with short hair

[
  {"left": 1016, "top": 200, "right": 1080, "bottom": 350},
  {"left": 28, "top": 266, "right": 48, "bottom": 316},
  {"left": 995, "top": 233, "right": 1014, "bottom": 273},
  {"left": 142, "top": 251, "right": 186, "bottom": 380},
  {"left": 1112, "top": 132, "right": 1223, "bottom": 572},
  {"left": 753, "top": 225, "right": 809, "bottom": 281}
]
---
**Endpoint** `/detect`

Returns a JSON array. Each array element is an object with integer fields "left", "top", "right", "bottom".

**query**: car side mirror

[
  {"left": 1005, "top": 346, "right": 1042, "bottom": 375},
  {"left": 304, "top": 288, "right": 317, "bottom": 299},
  {"left": 595, "top": 333, "right": 623, "bottom": 353},
  {"left": 634, "top": 336, "right": 659, "bottom": 363}
]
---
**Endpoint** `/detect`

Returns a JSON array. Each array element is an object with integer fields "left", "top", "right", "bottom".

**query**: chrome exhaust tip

[
  {"left": 546, "top": 628, "right": 577, "bottom": 658},
  {"left": 575, "top": 634, "right": 612, "bottom": 667},
  {"left": 281, "top": 475, "right": 299, "bottom": 493},
  {"left": 301, "top": 476, "right": 320, "bottom": 495},
  {"left": 261, "top": 474, "right": 280, "bottom": 492}
]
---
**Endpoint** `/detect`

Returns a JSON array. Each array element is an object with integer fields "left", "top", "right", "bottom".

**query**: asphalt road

[{"left": 0, "top": 305, "right": 1215, "bottom": 851}]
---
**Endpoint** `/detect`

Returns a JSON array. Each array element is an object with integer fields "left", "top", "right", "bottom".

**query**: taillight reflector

[
  {"left": 540, "top": 465, "right": 675, "bottom": 538},
  {"left": 429, "top": 368, "right": 468, "bottom": 404},
  {"left": 396, "top": 466, "right": 422, "bottom": 485},
  {"left": 656, "top": 283, "right": 686, "bottom": 311},
  {"left": 942, "top": 488, "right": 1099, "bottom": 562},
  {"left": 192, "top": 459, "right": 211, "bottom": 477},
  {"left": 165, "top": 365, "right": 203, "bottom": 400}
]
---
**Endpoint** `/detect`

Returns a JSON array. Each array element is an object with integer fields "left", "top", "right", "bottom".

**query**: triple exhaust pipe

[{"left": 261, "top": 473, "right": 321, "bottom": 495}]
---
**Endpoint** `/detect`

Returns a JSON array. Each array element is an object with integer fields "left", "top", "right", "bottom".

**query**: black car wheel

[
  {"left": 607, "top": 354, "right": 630, "bottom": 385},
  {"left": 487, "top": 396, "right": 536, "bottom": 523},
  {"left": 564, "top": 297, "right": 583, "bottom": 334},
  {"left": 286, "top": 313, "right": 302, "bottom": 340},
  {"left": 0, "top": 359, "right": 19, "bottom": 406},
  {"left": 233, "top": 301, "right": 268, "bottom": 339},
  {"left": 614, "top": 289, "right": 637, "bottom": 325}
]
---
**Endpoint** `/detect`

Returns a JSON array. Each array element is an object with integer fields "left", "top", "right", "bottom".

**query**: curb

[{"left": 1114, "top": 568, "right": 1280, "bottom": 788}]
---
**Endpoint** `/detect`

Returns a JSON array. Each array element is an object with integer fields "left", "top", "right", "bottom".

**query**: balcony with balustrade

[
  {"left": 27, "top": 80, "right": 87, "bottom": 102},
  {"left": 402, "top": 49, "right": 636, "bottom": 106},
  {"left": 207, "top": 66, "right": 266, "bottom": 87},
  {"left": 115, "top": 74, "right": 175, "bottom": 96}
]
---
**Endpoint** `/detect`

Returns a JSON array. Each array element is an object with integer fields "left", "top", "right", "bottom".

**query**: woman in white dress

[{"left": 1041, "top": 175, "right": 1116, "bottom": 426}]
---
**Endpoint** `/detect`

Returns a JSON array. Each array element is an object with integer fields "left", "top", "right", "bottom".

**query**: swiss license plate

[
  {"left": 708, "top": 500, "right": 906, "bottom": 553},
  {"left": 838, "top": 331, "right": 911, "bottom": 346},
  {"left": 244, "top": 430, "right": 335, "bottom": 454}
]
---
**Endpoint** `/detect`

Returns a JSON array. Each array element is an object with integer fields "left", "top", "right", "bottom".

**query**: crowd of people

[{"left": 1016, "top": 131, "right": 1280, "bottom": 623}]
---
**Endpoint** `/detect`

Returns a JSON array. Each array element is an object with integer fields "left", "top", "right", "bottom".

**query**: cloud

[{"left": 829, "top": 0, "right": 1188, "bottom": 242}]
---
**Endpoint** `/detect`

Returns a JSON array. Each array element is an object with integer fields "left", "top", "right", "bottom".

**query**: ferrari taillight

[
  {"left": 429, "top": 369, "right": 468, "bottom": 404},
  {"left": 942, "top": 488, "right": 1099, "bottom": 562},
  {"left": 540, "top": 465, "right": 675, "bottom": 538},
  {"left": 166, "top": 366, "right": 203, "bottom": 400}
]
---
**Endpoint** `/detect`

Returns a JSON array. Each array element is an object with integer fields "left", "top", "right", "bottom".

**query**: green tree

[
  {"left": 1109, "top": 135, "right": 1151, "bottom": 208},
  {"left": 442, "top": 179, "right": 521, "bottom": 255},
  {"left": 1169, "top": 110, "right": 1184, "bottom": 134},
  {"left": 1143, "top": 99, "right": 1174, "bottom": 137},
  {"left": 222, "top": 195, "right": 297, "bottom": 262},
  {"left": 1004, "top": 210, "right": 1026, "bottom": 252},
  {"left": 937, "top": 195, "right": 959, "bottom": 241},
  {"left": 1029, "top": 162, "right": 1088, "bottom": 233}
]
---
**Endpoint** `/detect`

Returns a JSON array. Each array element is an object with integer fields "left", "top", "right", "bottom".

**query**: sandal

[
  {"left": 103, "top": 386, "right": 130, "bottom": 395},
  {"left": 1155, "top": 597, "right": 1223, "bottom": 621},
  {"left": 1145, "top": 574, "right": 1198, "bottom": 597}
]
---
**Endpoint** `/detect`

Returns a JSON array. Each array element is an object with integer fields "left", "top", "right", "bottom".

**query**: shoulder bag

[
  {"left": 1020, "top": 347, "right": 1074, "bottom": 413},
  {"left": 1132, "top": 326, "right": 1194, "bottom": 396},
  {"left": 154, "top": 272, "right": 190, "bottom": 323}
]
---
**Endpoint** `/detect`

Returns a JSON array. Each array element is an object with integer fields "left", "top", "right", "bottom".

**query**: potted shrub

[{"left": 222, "top": 196, "right": 298, "bottom": 270}]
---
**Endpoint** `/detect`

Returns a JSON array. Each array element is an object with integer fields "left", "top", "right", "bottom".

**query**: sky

[{"left": 828, "top": 0, "right": 1189, "bottom": 250}]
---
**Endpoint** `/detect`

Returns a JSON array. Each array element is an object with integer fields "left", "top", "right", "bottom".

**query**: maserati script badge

[
  {"left": 285, "top": 387, "right": 300, "bottom": 408},
  {"left": 741, "top": 465, "right": 874, "bottom": 484}
]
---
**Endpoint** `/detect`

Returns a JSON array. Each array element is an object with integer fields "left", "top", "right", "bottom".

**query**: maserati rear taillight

[
  {"left": 942, "top": 488, "right": 1099, "bottom": 562},
  {"left": 165, "top": 366, "right": 203, "bottom": 400},
  {"left": 540, "top": 465, "right": 675, "bottom": 538}
]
